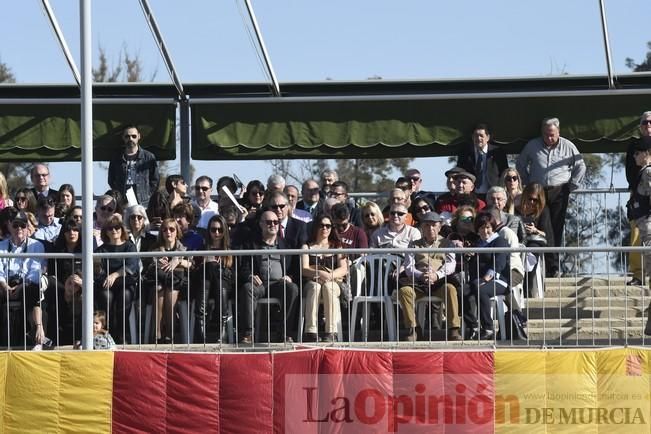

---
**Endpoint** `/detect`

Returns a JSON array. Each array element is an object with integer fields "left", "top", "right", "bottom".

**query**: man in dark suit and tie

[
  {"left": 267, "top": 190, "right": 308, "bottom": 250},
  {"left": 456, "top": 124, "right": 508, "bottom": 200},
  {"left": 29, "top": 164, "right": 59, "bottom": 202}
]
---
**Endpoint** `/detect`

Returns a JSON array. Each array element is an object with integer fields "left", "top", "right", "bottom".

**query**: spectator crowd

[{"left": 2, "top": 114, "right": 651, "bottom": 348}]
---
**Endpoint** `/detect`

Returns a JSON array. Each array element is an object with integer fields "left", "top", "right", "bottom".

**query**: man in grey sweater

[{"left": 516, "top": 117, "right": 586, "bottom": 277}]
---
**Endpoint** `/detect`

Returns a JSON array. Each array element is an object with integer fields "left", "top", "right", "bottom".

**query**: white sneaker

[{"left": 32, "top": 344, "right": 42, "bottom": 351}]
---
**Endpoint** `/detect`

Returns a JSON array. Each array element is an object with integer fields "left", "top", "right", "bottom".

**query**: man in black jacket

[
  {"left": 108, "top": 125, "right": 159, "bottom": 207},
  {"left": 625, "top": 111, "right": 651, "bottom": 286},
  {"left": 238, "top": 209, "right": 300, "bottom": 344},
  {"left": 456, "top": 123, "right": 508, "bottom": 200}
]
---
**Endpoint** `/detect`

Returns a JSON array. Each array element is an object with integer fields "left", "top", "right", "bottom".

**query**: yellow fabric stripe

[{"left": 1, "top": 352, "right": 113, "bottom": 433}]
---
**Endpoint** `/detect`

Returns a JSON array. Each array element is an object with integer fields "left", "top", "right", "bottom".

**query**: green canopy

[
  {"left": 191, "top": 92, "right": 649, "bottom": 160},
  {"left": 0, "top": 103, "right": 176, "bottom": 161}
]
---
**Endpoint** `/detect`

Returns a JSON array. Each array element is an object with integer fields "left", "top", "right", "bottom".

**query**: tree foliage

[
  {"left": 92, "top": 46, "right": 154, "bottom": 83},
  {"left": 0, "top": 59, "right": 15, "bottom": 83},
  {"left": 626, "top": 41, "right": 651, "bottom": 72}
]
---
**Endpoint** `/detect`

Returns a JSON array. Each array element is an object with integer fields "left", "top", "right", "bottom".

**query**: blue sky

[{"left": 1, "top": 0, "right": 648, "bottom": 193}]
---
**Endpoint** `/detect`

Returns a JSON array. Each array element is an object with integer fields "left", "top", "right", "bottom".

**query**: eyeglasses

[
  {"left": 319, "top": 223, "right": 332, "bottom": 229},
  {"left": 328, "top": 191, "right": 345, "bottom": 197},
  {"left": 195, "top": 186, "right": 210, "bottom": 192},
  {"left": 123, "top": 134, "right": 138, "bottom": 139},
  {"left": 271, "top": 204, "right": 287, "bottom": 210},
  {"left": 264, "top": 219, "right": 280, "bottom": 226},
  {"left": 459, "top": 216, "right": 474, "bottom": 223},
  {"left": 527, "top": 196, "right": 539, "bottom": 202},
  {"left": 390, "top": 211, "right": 406, "bottom": 217},
  {"left": 408, "top": 177, "right": 421, "bottom": 182},
  {"left": 108, "top": 225, "right": 122, "bottom": 232},
  {"left": 129, "top": 215, "right": 144, "bottom": 220},
  {"left": 642, "top": 120, "right": 651, "bottom": 126},
  {"left": 11, "top": 222, "right": 27, "bottom": 230},
  {"left": 249, "top": 191, "right": 263, "bottom": 196},
  {"left": 209, "top": 226, "right": 224, "bottom": 234},
  {"left": 505, "top": 175, "right": 518, "bottom": 182},
  {"left": 36, "top": 173, "right": 49, "bottom": 178},
  {"left": 99, "top": 205, "right": 115, "bottom": 213},
  {"left": 162, "top": 226, "right": 176, "bottom": 233},
  {"left": 15, "top": 196, "right": 26, "bottom": 202},
  {"left": 417, "top": 205, "right": 431, "bottom": 212}
]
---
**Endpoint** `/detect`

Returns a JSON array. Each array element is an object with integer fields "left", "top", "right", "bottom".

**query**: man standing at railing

[
  {"left": 516, "top": 117, "right": 586, "bottom": 278},
  {"left": 625, "top": 111, "right": 651, "bottom": 286}
]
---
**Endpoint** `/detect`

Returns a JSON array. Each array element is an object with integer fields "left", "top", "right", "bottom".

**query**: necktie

[
  {"left": 476, "top": 152, "right": 486, "bottom": 189},
  {"left": 279, "top": 224, "right": 285, "bottom": 239}
]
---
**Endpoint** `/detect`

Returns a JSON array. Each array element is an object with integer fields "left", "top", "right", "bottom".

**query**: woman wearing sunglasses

[
  {"left": 192, "top": 214, "right": 234, "bottom": 342},
  {"left": 145, "top": 218, "right": 191, "bottom": 344},
  {"left": 500, "top": 168, "right": 524, "bottom": 215},
  {"left": 13, "top": 188, "right": 37, "bottom": 214},
  {"left": 94, "top": 215, "right": 138, "bottom": 345},
  {"left": 301, "top": 214, "right": 348, "bottom": 342}
]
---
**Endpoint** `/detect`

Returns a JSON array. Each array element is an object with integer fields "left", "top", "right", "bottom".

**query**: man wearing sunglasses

[
  {"left": 192, "top": 175, "right": 219, "bottom": 229},
  {"left": 456, "top": 124, "right": 508, "bottom": 200},
  {"left": 516, "top": 117, "right": 586, "bottom": 278},
  {"left": 405, "top": 168, "right": 437, "bottom": 204},
  {"left": 369, "top": 204, "right": 421, "bottom": 249},
  {"left": 265, "top": 191, "right": 307, "bottom": 250},
  {"left": 0, "top": 211, "right": 47, "bottom": 349},
  {"left": 296, "top": 179, "right": 324, "bottom": 218},
  {"left": 238, "top": 210, "right": 299, "bottom": 344},
  {"left": 108, "top": 124, "right": 159, "bottom": 207}
]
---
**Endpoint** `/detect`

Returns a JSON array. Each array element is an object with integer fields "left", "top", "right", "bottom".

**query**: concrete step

[
  {"left": 525, "top": 296, "right": 648, "bottom": 309},
  {"left": 526, "top": 317, "right": 646, "bottom": 329},
  {"left": 542, "top": 276, "right": 631, "bottom": 286},
  {"left": 542, "top": 285, "right": 651, "bottom": 298},
  {"left": 524, "top": 305, "right": 646, "bottom": 320},
  {"left": 526, "top": 326, "right": 645, "bottom": 341}
]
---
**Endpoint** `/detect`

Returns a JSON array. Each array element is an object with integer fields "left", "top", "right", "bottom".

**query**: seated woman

[
  {"left": 240, "top": 180, "right": 265, "bottom": 220},
  {"left": 14, "top": 188, "right": 37, "bottom": 215},
  {"left": 145, "top": 218, "right": 191, "bottom": 344},
  {"left": 56, "top": 184, "right": 76, "bottom": 219},
  {"left": 94, "top": 215, "right": 138, "bottom": 344},
  {"left": 360, "top": 201, "right": 384, "bottom": 240},
  {"left": 46, "top": 219, "right": 82, "bottom": 346},
  {"left": 517, "top": 182, "right": 556, "bottom": 288},
  {"left": 408, "top": 197, "right": 434, "bottom": 227},
  {"left": 467, "top": 212, "right": 525, "bottom": 340},
  {"left": 501, "top": 168, "right": 523, "bottom": 215},
  {"left": 301, "top": 214, "right": 347, "bottom": 342},
  {"left": 192, "top": 215, "right": 234, "bottom": 342}
]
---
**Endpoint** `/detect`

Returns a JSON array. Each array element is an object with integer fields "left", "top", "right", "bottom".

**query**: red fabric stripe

[
  {"left": 166, "top": 353, "right": 220, "bottom": 433},
  {"left": 113, "top": 352, "right": 167, "bottom": 433},
  {"left": 220, "top": 353, "right": 273, "bottom": 434}
]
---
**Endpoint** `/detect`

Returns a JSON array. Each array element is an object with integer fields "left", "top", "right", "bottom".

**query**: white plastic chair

[
  {"left": 491, "top": 295, "right": 507, "bottom": 342},
  {"left": 350, "top": 254, "right": 402, "bottom": 341}
]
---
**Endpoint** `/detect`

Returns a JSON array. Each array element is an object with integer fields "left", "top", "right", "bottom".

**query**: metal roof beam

[
  {"left": 40, "top": 0, "right": 81, "bottom": 86},
  {"left": 243, "top": 0, "right": 281, "bottom": 97},
  {"left": 138, "top": 0, "right": 186, "bottom": 100}
]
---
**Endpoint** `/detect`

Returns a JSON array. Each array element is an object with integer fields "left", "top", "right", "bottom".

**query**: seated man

[
  {"left": 382, "top": 188, "right": 414, "bottom": 225},
  {"left": 0, "top": 211, "right": 47, "bottom": 348},
  {"left": 172, "top": 202, "right": 204, "bottom": 251},
  {"left": 34, "top": 196, "right": 61, "bottom": 244},
  {"left": 434, "top": 168, "right": 486, "bottom": 216},
  {"left": 284, "top": 185, "right": 312, "bottom": 223},
  {"left": 328, "top": 181, "right": 362, "bottom": 227},
  {"left": 369, "top": 204, "right": 421, "bottom": 249},
  {"left": 394, "top": 212, "right": 461, "bottom": 341},
  {"left": 406, "top": 168, "right": 437, "bottom": 204},
  {"left": 486, "top": 186, "right": 526, "bottom": 243},
  {"left": 238, "top": 209, "right": 299, "bottom": 344}
]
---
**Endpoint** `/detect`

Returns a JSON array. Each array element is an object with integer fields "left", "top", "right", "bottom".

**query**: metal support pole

[
  {"left": 598, "top": 0, "right": 616, "bottom": 89},
  {"left": 42, "top": 0, "right": 81, "bottom": 86},
  {"left": 80, "top": 0, "right": 94, "bottom": 350},
  {"left": 179, "top": 99, "right": 191, "bottom": 181},
  {"left": 242, "top": 0, "right": 281, "bottom": 97}
]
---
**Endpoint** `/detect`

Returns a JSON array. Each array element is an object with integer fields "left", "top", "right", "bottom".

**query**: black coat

[{"left": 456, "top": 143, "right": 509, "bottom": 189}]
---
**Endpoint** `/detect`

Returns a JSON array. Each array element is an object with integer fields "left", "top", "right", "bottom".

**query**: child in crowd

[{"left": 93, "top": 310, "right": 116, "bottom": 350}]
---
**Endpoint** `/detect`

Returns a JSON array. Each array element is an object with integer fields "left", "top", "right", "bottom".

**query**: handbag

[{"left": 498, "top": 310, "right": 528, "bottom": 340}]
